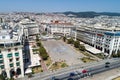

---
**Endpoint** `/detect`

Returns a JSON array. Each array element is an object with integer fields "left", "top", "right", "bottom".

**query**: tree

[
  {"left": 39, "top": 47, "right": 48, "bottom": 60},
  {"left": 74, "top": 40, "right": 80, "bottom": 48},
  {"left": 54, "top": 62, "right": 58, "bottom": 66},
  {"left": 37, "top": 40, "right": 49, "bottom": 60},
  {"left": 42, "top": 32, "right": 47, "bottom": 35},
  {"left": 37, "top": 42, "right": 41, "bottom": 47},
  {"left": 36, "top": 35, "right": 41, "bottom": 47},
  {"left": 63, "top": 36, "right": 66, "bottom": 42},
  {"left": 111, "top": 53, "right": 117, "bottom": 58},
  {"left": 117, "top": 53, "right": 120, "bottom": 57},
  {"left": 117, "top": 51, "right": 120, "bottom": 57},
  {"left": 67, "top": 38, "right": 74, "bottom": 44},
  {"left": 28, "top": 73, "right": 33, "bottom": 78},
  {"left": 79, "top": 45, "right": 86, "bottom": 51},
  {"left": 41, "top": 53, "right": 48, "bottom": 60},
  {"left": 0, "top": 75, "right": 5, "bottom": 80},
  {"left": 36, "top": 35, "right": 39, "bottom": 42}
]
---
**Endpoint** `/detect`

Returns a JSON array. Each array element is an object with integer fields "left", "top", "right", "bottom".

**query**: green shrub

[
  {"left": 111, "top": 53, "right": 118, "bottom": 58},
  {"left": 74, "top": 40, "right": 80, "bottom": 48},
  {"left": 67, "top": 38, "right": 74, "bottom": 44},
  {"left": 39, "top": 47, "right": 48, "bottom": 60},
  {"left": 63, "top": 36, "right": 66, "bottom": 42},
  {"left": 0, "top": 75, "right": 5, "bottom": 80},
  {"left": 79, "top": 45, "right": 86, "bottom": 51}
]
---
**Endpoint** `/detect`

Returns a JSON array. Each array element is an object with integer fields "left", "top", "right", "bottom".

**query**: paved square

[{"left": 42, "top": 40, "right": 84, "bottom": 66}]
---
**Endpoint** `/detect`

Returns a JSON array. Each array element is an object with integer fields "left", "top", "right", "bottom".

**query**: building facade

[
  {"left": 0, "top": 24, "right": 24, "bottom": 79},
  {"left": 19, "top": 19, "right": 39, "bottom": 40},
  {"left": 47, "top": 23, "right": 75, "bottom": 36},
  {"left": 76, "top": 26, "right": 120, "bottom": 57}
]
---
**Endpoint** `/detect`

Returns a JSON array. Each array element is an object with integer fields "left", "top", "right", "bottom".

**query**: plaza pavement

[{"left": 42, "top": 39, "right": 85, "bottom": 66}]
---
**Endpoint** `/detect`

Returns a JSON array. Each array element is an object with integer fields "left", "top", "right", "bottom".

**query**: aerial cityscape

[{"left": 0, "top": 0, "right": 120, "bottom": 80}]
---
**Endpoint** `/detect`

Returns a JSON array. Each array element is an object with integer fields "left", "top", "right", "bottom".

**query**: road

[
  {"left": 44, "top": 58, "right": 120, "bottom": 80},
  {"left": 18, "top": 58, "right": 120, "bottom": 80}
]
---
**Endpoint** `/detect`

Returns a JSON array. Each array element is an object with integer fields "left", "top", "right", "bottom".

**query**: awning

[{"left": 25, "top": 68, "right": 32, "bottom": 74}]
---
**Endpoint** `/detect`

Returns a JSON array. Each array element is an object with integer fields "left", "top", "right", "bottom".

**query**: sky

[{"left": 0, "top": 0, "right": 120, "bottom": 13}]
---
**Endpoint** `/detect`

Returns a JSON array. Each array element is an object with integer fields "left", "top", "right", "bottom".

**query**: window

[
  {"left": 2, "top": 36, "right": 5, "bottom": 39},
  {"left": 0, "top": 65, "right": 4, "bottom": 69},
  {"left": 9, "top": 63, "right": 13, "bottom": 67},
  {"left": 15, "top": 53, "right": 19, "bottom": 57},
  {"left": 7, "top": 53, "right": 12, "bottom": 58},
  {"left": 0, "top": 54, "right": 3, "bottom": 58},
  {"left": 16, "top": 62, "right": 20, "bottom": 66},
  {"left": 16, "top": 58, "right": 19, "bottom": 61},
  {"left": 0, "top": 60, "right": 3, "bottom": 64},
  {"left": 15, "top": 48, "right": 18, "bottom": 51},
  {"left": 8, "top": 49, "right": 11, "bottom": 52},
  {"left": 9, "top": 59, "right": 13, "bottom": 62}
]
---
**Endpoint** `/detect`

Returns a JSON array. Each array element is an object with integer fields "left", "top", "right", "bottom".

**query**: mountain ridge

[{"left": 59, "top": 11, "right": 120, "bottom": 18}]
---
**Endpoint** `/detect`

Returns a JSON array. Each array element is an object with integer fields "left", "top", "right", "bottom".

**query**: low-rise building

[{"left": 47, "top": 22, "right": 75, "bottom": 36}]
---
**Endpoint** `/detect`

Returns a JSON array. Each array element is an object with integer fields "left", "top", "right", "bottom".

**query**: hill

[{"left": 62, "top": 11, "right": 120, "bottom": 18}]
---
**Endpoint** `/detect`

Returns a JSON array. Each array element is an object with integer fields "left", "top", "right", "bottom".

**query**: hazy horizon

[{"left": 0, "top": 0, "right": 119, "bottom": 13}]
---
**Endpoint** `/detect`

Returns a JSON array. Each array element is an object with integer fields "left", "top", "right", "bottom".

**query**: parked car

[{"left": 105, "top": 62, "right": 110, "bottom": 68}]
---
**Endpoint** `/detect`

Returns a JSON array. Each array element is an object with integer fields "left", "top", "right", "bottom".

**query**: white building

[
  {"left": 19, "top": 19, "right": 39, "bottom": 40},
  {"left": 76, "top": 26, "right": 120, "bottom": 57},
  {"left": 0, "top": 24, "right": 24, "bottom": 79},
  {"left": 47, "top": 23, "right": 75, "bottom": 36}
]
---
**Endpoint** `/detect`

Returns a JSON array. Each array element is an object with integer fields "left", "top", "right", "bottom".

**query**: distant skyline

[{"left": 0, "top": 0, "right": 120, "bottom": 13}]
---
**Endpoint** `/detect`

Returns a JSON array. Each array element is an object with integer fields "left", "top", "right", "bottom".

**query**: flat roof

[{"left": 84, "top": 44, "right": 102, "bottom": 54}]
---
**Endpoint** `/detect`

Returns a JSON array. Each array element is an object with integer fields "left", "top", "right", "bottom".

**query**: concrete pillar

[
  {"left": 20, "top": 65, "right": 24, "bottom": 77},
  {"left": 19, "top": 48, "right": 24, "bottom": 77},
  {"left": 102, "top": 47, "right": 104, "bottom": 53},
  {"left": 108, "top": 49, "right": 112, "bottom": 58},
  {"left": 94, "top": 33, "right": 97, "bottom": 48},
  {"left": 75, "top": 31, "right": 77, "bottom": 41},
  {"left": 115, "top": 50, "right": 118, "bottom": 54},
  {"left": 6, "top": 69, "right": 10, "bottom": 78}
]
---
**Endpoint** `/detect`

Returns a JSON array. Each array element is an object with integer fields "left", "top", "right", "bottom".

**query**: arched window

[
  {"left": 10, "top": 69, "right": 15, "bottom": 78},
  {"left": 2, "top": 71, "right": 7, "bottom": 77},
  {"left": 16, "top": 68, "right": 21, "bottom": 75}
]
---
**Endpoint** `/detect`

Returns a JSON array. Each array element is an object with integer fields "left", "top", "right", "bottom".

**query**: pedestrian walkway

[
  {"left": 85, "top": 51, "right": 102, "bottom": 61},
  {"left": 106, "top": 73, "right": 120, "bottom": 80},
  {"left": 48, "top": 62, "right": 54, "bottom": 69},
  {"left": 40, "top": 57, "right": 48, "bottom": 71}
]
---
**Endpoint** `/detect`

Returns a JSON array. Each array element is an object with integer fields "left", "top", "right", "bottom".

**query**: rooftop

[{"left": 0, "top": 23, "right": 23, "bottom": 44}]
